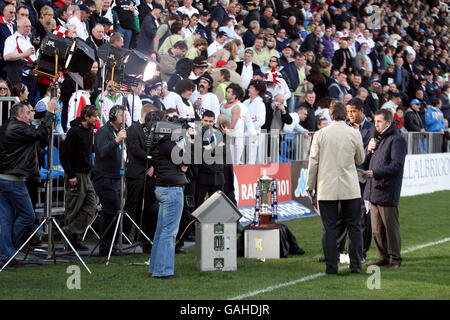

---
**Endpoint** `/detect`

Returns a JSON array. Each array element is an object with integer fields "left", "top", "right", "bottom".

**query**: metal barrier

[
  {"left": 36, "top": 133, "right": 66, "bottom": 216},
  {"left": 0, "top": 97, "right": 21, "bottom": 124},
  {"left": 35, "top": 131, "right": 447, "bottom": 212},
  {"left": 229, "top": 131, "right": 448, "bottom": 165}
]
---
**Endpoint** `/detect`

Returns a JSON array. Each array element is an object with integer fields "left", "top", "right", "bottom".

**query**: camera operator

[
  {"left": 147, "top": 113, "right": 190, "bottom": 279},
  {"left": 195, "top": 110, "right": 225, "bottom": 208},
  {"left": 123, "top": 104, "right": 156, "bottom": 241},
  {"left": 0, "top": 100, "right": 57, "bottom": 267},
  {"left": 92, "top": 105, "right": 127, "bottom": 256},
  {"left": 60, "top": 105, "right": 99, "bottom": 250}
]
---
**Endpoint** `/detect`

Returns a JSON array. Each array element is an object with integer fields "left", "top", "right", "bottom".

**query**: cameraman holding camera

[
  {"left": 147, "top": 114, "right": 190, "bottom": 279},
  {"left": 0, "top": 100, "right": 57, "bottom": 267}
]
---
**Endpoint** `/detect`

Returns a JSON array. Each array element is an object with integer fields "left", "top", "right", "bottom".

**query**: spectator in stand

[
  {"left": 137, "top": 4, "right": 163, "bottom": 52},
  {"left": 299, "top": 90, "right": 317, "bottom": 132},
  {"left": 236, "top": 49, "right": 261, "bottom": 90},
  {"left": 178, "top": 0, "right": 200, "bottom": 18},
  {"left": 404, "top": 99, "right": 426, "bottom": 133},
  {"left": 67, "top": 4, "right": 91, "bottom": 41},
  {"left": 0, "top": 4, "right": 17, "bottom": 79},
  {"left": 242, "top": 20, "right": 260, "bottom": 48},
  {"left": 160, "top": 41, "right": 188, "bottom": 83},
  {"left": 425, "top": 98, "right": 446, "bottom": 134}
]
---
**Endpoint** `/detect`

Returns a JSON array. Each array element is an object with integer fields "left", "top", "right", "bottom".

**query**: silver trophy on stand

[{"left": 252, "top": 171, "right": 278, "bottom": 227}]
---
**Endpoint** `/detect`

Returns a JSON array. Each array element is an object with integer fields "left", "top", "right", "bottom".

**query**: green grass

[{"left": 1, "top": 191, "right": 450, "bottom": 300}]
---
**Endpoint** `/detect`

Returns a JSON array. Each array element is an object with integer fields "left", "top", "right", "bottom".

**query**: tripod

[{"left": 0, "top": 93, "right": 91, "bottom": 273}]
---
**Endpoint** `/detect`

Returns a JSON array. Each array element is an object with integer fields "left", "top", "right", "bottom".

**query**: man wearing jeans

[
  {"left": 0, "top": 101, "right": 57, "bottom": 267},
  {"left": 148, "top": 114, "right": 189, "bottom": 279}
]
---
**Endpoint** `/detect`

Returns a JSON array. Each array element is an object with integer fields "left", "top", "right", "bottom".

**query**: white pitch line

[{"left": 228, "top": 237, "right": 450, "bottom": 300}]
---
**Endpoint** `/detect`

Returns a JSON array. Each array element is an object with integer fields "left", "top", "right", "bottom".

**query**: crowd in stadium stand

[{"left": 0, "top": 0, "right": 448, "bottom": 141}]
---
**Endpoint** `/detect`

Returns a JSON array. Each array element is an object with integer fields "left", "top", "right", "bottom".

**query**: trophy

[{"left": 253, "top": 171, "right": 278, "bottom": 227}]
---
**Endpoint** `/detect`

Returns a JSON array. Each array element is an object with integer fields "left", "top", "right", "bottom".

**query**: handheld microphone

[{"left": 370, "top": 130, "right": 380, "bottom": 154}]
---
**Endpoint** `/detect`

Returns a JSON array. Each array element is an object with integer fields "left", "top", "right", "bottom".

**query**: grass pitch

[{"left": 1, "top": 191, "right": 449, "bottom": 300}]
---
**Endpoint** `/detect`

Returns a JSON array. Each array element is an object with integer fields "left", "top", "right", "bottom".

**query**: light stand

[{"left": 0, "top": 53, "right": 91, "bottom": 273}]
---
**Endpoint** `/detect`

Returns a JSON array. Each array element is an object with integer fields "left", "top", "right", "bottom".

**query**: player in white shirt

[
  {"left": 243, "top": 80, "right": 266, "bottom": 164},
  {"left": 169, "top": 78, "right": 197, "bottom": 119},
  {"left": 190, "top": 74, "right": 220, "bottom": 120}
]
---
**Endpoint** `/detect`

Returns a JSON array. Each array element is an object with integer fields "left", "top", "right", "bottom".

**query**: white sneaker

[{"left": 339, "top": 253, "right": 350, "bottom": 264}]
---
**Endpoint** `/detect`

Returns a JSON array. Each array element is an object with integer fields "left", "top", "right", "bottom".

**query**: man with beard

[
  {"left": 60, "top": 105, "right": 99, "bottom": 250},
  {"left": 190, "top": 73, "right": 220, "bottom": 120}
]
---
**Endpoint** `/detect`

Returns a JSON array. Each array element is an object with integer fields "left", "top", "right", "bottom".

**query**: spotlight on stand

[
  {"left": 35, "top": 33, "right": 72, "bottom": 76},
  {"left": 65, "top": 38, "right": 96, "bottom": 74},
  {"left": 123, "top": 50, "right": 158, "bottom": 84},
  {"left": 104, "top": 45, "right": 130, "bottom": 85}
]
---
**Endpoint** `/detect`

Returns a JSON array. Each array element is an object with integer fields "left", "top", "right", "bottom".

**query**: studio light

[
  {"left": 123, "top": 50, "right": 157, "bottom": 82},
  {"left": 65, "top": 38, "right": 96, "bottom": 74},
  {"left": 36, "top": 34, "right": 72, "bottom": 75}
]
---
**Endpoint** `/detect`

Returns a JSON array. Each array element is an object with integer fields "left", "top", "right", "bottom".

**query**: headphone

[
  {"left": 80, "top": 104, "right": 98, "bottom": 120},
  {"left": 109, "top": 105, "right": 125, "bottom": 122}
]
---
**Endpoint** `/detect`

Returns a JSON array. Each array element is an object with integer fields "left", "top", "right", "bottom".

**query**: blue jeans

[
  {"left": 0, "top": 179, "right": 35, "bottom": 260},
  {"left": 118, "top": 26, "right": 132, "bottom": 49},
  {"left": 149, "top": 186, "right": 184, "bottom": 277}
]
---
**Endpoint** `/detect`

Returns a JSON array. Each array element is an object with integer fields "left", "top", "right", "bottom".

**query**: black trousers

[
  {"left": 319, "top": 198, "right": 362, "bottom": 273},
  {"left": 93, "top": 176, "right": 121, "bottom": 253},
  {"left": 123, "top": 177, "right": 145, "bottom": 238},
  {"left": 195, "top": 184, "right": 224, "bottom": 210}
]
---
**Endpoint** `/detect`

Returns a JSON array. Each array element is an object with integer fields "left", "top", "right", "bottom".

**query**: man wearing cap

[
  {"left": 244, "top": 1, "right": 260, "bottom": 29},
  {"left": 190, "top": 73, "right": 220, "bottom": 120},
  {"left": 141, "top": 82, "right": 165, "bottom": 110},
  {"left": 189, "top": 56, "right": 208, "bottom": 81},
  {"left": 404, "top": 99, "right": 426, "bottom": 133},
  {"left": 137, "top": 5, "right": 163, "bottom": 52},
  {"left": 68, "top": 4, "right": 92, "bottom": 41},
  {"left": 279, "top": 45, "right": 299, "bottom": 112},
  {"left": 425, "top": 70, "right": 440, "bottom": 101}
]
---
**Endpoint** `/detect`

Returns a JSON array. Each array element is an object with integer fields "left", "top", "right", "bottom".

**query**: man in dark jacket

[
  {"left": 60, "top": 105, "right": 99, "bottom": 250},
  {"left": 136, "top": 5, "right": 163, "bottom": 52},
  {"left": 279, "top": 45, "right": 299, "bottom": 112},
  {"left": 92, "top": 105, "right": 127, "bottom": 256},
  {"left": 195, "top": 111, "right": 225, "bottom": 208},
  {"left": 0, "top": 101, "right": 56, "bottom": 266},
  {"left": 404, "top": 99, "right": 426, "bottom": 133},
  {"left": 300, "top": 25, "right": 321, "bottom": 55},
  {"left": 362, "top": 109, "right": 407, "bottom": 269},
  {"left": 123, "top": 104, "right": 153, "bottom": 239},
  {"left": 243, "top": 1, "right": 260, "bottom": 28},
  {"left": 299, "top": 90, "right": 316, "bottom": 132}
]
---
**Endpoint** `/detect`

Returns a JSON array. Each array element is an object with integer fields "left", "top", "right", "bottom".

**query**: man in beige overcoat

[{"left": 306, "top": 102, "right": 365, "bottom": 274}]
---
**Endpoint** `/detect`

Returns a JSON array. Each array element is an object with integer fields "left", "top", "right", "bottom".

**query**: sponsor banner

[
  {"left": 238, "top": 201, "right": 316, "bottom": 226},
  {"left": 233, "top": 163, "right": 292, "bottom": 207},
  {"left": 290, "top": 160, "right": 315, "bottom": 211},
  {"left": 401, "top": 153, "right": 450, "bottom": 196}
]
